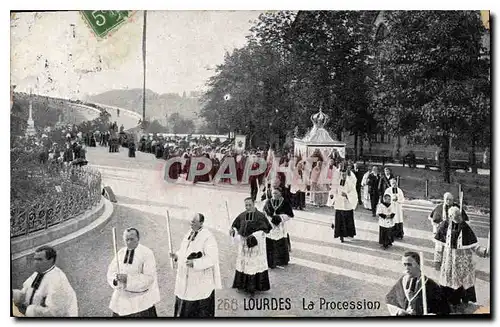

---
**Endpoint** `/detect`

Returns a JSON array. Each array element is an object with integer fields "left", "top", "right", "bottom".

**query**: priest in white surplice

[
  {"left": 12, "top": 245, "right": 78, "bottom": 317},
  {"left": 107, "top": 228, "right": 160, "bottom": 317},
  {"left": 384, "top": 178, "right": 406, "bottom": 240},
  {"left": 170, "top": 213, "right": 222, "bottom": 317},
  {"left": 231, "top": 197, "right": 273, "bottom": 295},
  {"left": 263, "top": 188, "right": 294, "bottom": 269},
  {"left": 327, "top": 166, "right": 358, "bottom": 243}
]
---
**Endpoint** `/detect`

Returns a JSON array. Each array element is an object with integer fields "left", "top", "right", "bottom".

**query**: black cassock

[
  {"left": 231, "top": 210, "right": 273, "bottom": 293},
  {"left": 128, "top": 142, "right": 136, "bottom": 158},
  {"left": 155, "top": 144, "right": 163, "bottom": 159},
  {"left": 430, "top": 203, "right": 469, "bottom": 224}
]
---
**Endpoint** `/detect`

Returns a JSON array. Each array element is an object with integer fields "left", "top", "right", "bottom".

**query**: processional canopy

[{"left": 293, "top": 106, "right": 346, "bottom": 159}]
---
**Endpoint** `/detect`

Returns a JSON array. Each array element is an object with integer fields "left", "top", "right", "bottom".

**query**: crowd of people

[
  {"left": 12, "top": 188, "right": 488, "bottom": 317},
  {"left": 12, "top": 131, "right": 87, "bottom": 168},
  {"left": 11, "top": 106, "right": 125, "bottom": 169},
  {"left": 82, "top": 121, "right": 125, "bottom": 153},
  {"left": 12, "top": 129, "right": 489, "bottom": 317},
  {"left": 133, "top": 134, "right": 269, "bottom": 183},
  {"left": 127, "top": 133, "right": 488, "bottom": 257}
]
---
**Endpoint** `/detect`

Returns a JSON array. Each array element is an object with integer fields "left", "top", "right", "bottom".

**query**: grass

[{"left": 383, "top": 166, "right": 490, "bottom": 211}]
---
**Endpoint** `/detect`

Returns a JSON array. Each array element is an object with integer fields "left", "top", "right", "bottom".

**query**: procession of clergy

[{"left": 13, "top": 155, "right": 489, "bottom": 317}]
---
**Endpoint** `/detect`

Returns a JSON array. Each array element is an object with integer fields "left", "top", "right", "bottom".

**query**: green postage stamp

[{"left": 80, "top": 11, "right": 133, "bottom": 38}]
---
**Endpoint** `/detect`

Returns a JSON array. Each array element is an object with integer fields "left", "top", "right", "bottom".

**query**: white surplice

[
  {"left": 106, "top": 244, "right": 160, "bottom": 316},
  {"left": 264, "top": 199, "right": 293, "bottom": 241},
  {"left": 327, "top": 173, "right": 358, "bottom": 211},
  {"left": 232, "top": 230, "right": 268, "bottom": 275},
  {"left": 384, "top": 187, "right": 405, "bottom": 224},
  {"left": 290, "top": 168, "right": 307, "bottom": 194},
  {"left": 13, "top": 266, "right": 78, "bottom": 317},
  {"left": 174, "top": 228, "right": 222, "bottom": 301},
  {"left": 377, "top": 203, "right": 395, "bottom": 228}
]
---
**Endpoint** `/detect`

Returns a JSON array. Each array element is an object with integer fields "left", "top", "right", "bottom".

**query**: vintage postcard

[{"left": 10, "top": 10, "right": 491, "bottom": 318}]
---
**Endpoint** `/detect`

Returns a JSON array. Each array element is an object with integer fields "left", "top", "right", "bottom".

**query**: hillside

[
  {"left": 86, "top": 89, "right": 204, "bottom": 126},
  {"left": 11, "top": 93, "right": 72, "bottom": 136}
]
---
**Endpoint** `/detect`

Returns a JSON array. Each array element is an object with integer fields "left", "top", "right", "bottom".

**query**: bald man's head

[
  {"left": 190, "top": 213, "right": 205, "bottom": 231},
  {"left": 444, "top": 192, "right": 454, "bottom": 206},
  {"left": 448, "top": 206, "right": 463, "bottom": 223}
]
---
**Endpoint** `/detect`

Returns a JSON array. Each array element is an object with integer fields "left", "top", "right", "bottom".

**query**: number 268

[{"left": 217, "top": 298, "right": 238, "bottom": 311}]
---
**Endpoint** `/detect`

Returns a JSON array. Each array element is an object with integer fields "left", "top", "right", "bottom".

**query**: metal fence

[
  {"left": 10, "top": 164, "right": 102, "bottom": 238},
  {"left": 349, "top": 163, "right": 490, "bottom": 209},
  {"left": 397, "top": 176, "right": 490, "bottom": 209},
  {"left": 294, "top": 168, "right": 490, "bottom": 209}
]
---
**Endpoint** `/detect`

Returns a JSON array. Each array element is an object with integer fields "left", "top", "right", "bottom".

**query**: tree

[
  {"left": 454, "top": 93, "right": 491, "bottom": 173},
  {"left": 10, "top": 93, "right": 68, "bottom": 138},
  {"left": 201, "top": 43, "right": 290, "bottom": 142},
  {"left": 200, "top": 11, "right": 316, "bottom": 148},
  {"left": 372, "top": 11, "right": 490, "bottom": 182},
  {"left": 201, "top": 11, "right": 375, "bottom": 151},
  {"left": 10, "top": 101, "right": 27, "bottom": 138},
  {"left": 167, "top": 112, "right": 195, "bottom": 134},
  {"left": 286, "top": 11, "right": 375, "bottom": 141},
  {"left": 174, "top": 119, "right": 195, "bottom": 134},
  {"left": 168, "top": 112, "right": 184, "bottom": 133},
  {"left": 197, "top": 122, "right": 217, "bottom": 134},
  {"left": 146, "top": 120, "right": 168, "bottom": 134}
]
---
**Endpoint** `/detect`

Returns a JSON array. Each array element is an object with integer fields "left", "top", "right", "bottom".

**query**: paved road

[
  {"left": 57, "top": 103, "right": 100, "bottom": 125},
  {"left": 11, "top": 147, "right": 490, "bottom": 317},
  {"left": 88, "top": 102, "right": 141, "bottom": 130},
  {"left": 65, "top": 102, "right": 141, "bottom": 130}
]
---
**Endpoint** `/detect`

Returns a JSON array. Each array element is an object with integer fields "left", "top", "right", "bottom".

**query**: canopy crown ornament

[
  {"left": 310, "top": 106, "right": 329, "bottom": 129},
  {"left": 294, "top": 102, "right": 346, "bottom": 161}
]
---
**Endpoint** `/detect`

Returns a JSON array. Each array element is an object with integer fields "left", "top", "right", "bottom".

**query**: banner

[{"left": 234, "top": 135, "right": 246, "bottom": 153}]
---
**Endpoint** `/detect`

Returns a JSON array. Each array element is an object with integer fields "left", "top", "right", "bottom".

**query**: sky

[{"left": 10, "top": 10, "right": 266, "bottom": 98}]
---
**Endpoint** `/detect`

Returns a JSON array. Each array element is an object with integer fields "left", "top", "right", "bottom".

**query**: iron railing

[{"left": 10, "top": 164, "right": 102, "bottom": 238}]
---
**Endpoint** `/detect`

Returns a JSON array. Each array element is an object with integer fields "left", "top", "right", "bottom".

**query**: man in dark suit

[
  {"left": 379, "top": 166, "right": 395, "bottom": 196},
  {"left": 366, "top": 166, "right": 381, "bottom": 217}
]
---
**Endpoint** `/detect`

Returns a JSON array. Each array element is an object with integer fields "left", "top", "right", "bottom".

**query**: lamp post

[
  {"left": 141, "top": 10, "right": 147, "bottom": 129},
  {"left": 223, "top": 93, "right": 231, "bottom": 138},
  {"left": 136, "top": 10, "right": 147, "bottom": 144}
]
